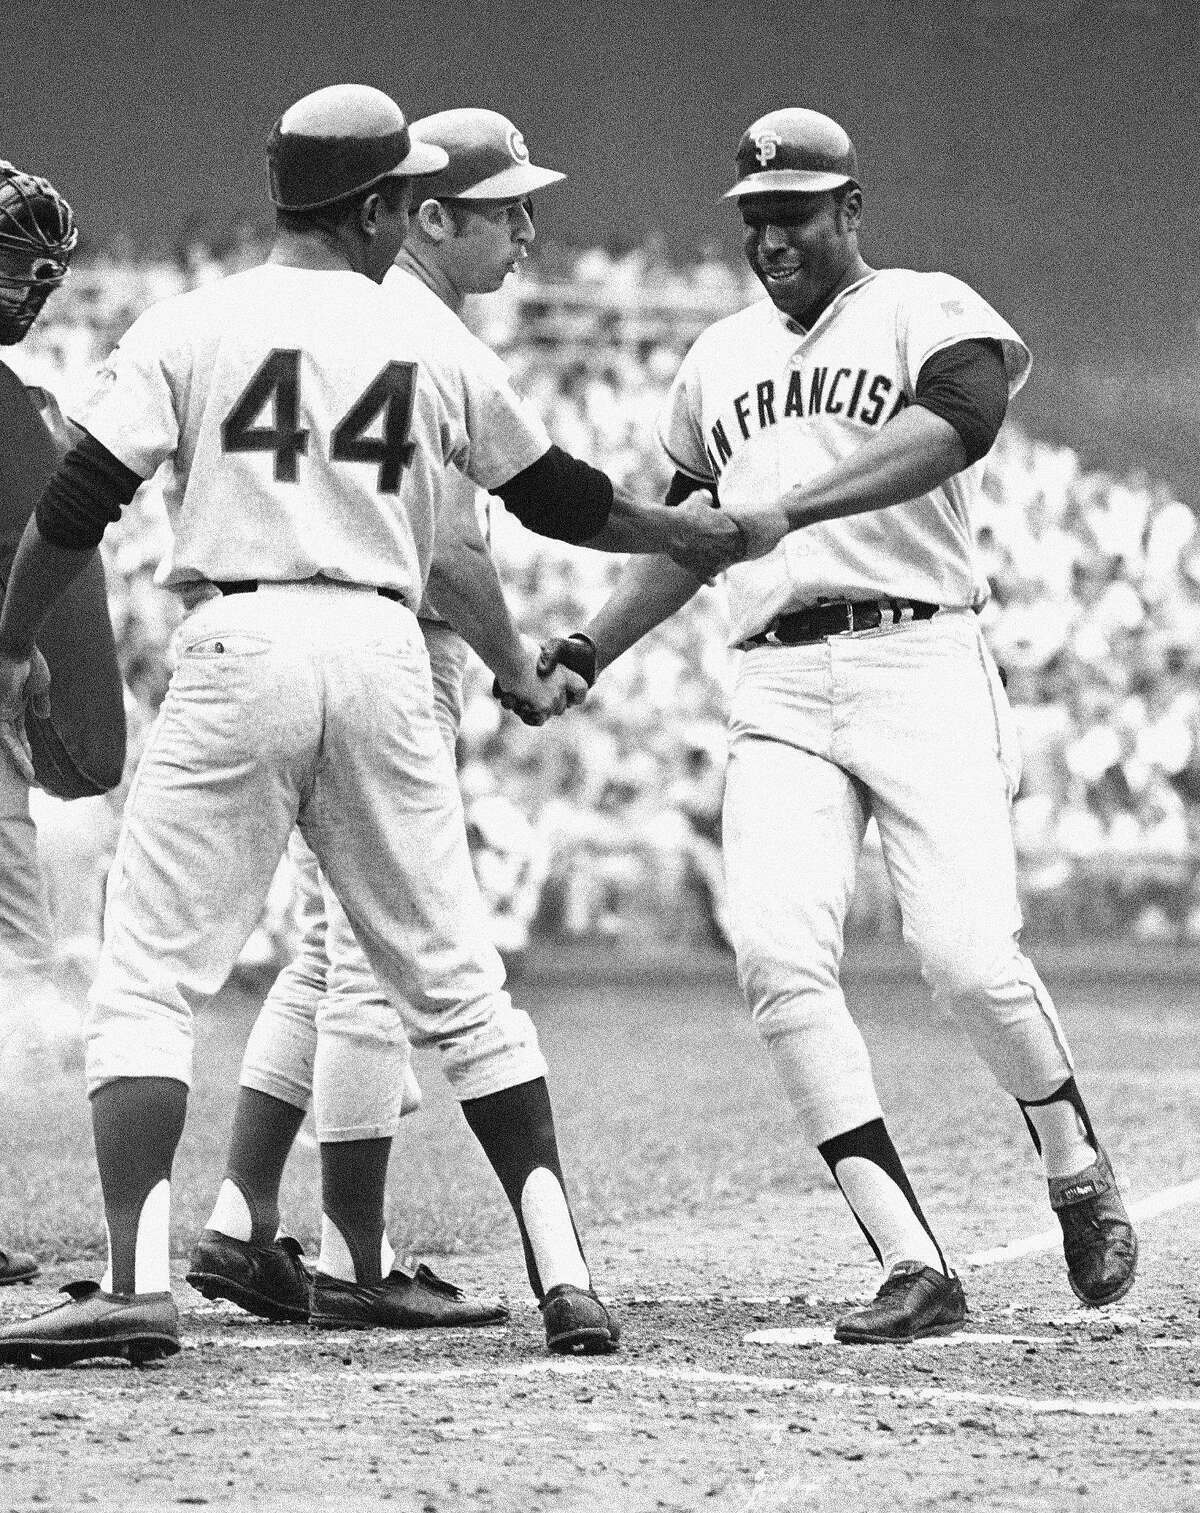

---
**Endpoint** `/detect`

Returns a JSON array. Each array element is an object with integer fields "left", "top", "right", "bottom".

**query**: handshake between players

[{"left": 493, "top": 482, "right": 788, "bottom": 725}]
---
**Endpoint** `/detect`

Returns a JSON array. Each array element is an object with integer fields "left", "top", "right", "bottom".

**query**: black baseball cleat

[
  {"left": 186, "top": 1229, "right": 311, "bottom": 1323},
  {"left": 0, "top": 1280, "right": 180, "bottom": 1367},
  {"left": 309, "top": 1258, "right": 509, "bottom": 1330},
  {"left": 1049, "top": 1145, "right": 1138, "bottom": 1307},
  {"left": 0, "top": 1246, "right": 38, "bottom": 1286},
  {"left": 541, "top": 1283, "right": 621, "bottom": 1355},
  {"left": 834, "top": 1261, "right": 967, "bottom": 1344}
]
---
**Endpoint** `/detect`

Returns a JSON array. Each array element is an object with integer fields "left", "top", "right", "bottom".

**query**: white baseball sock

[
  {"left": 317, "top": 1217, "right": 397, "bottom": 1284},
  {"left": 833, "top": 1157, "right": 945, "bottom": 1275},
  {"left": 1024, "top": 1101, "right": 1095, "bottom": 1182},
  {"left": 205, "top": 1178, "right": 254, "bottom": 1242},
  {"left": 520, "top": 1169, "right": 590, "bottom": 1292},
  {"left": 101, "top": 1179, "right": 172, "bottom": 1295}
]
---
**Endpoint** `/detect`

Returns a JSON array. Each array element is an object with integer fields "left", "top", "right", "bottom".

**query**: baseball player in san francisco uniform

[
  {"left": 537, "top": 108, "right": 1137, "bottom": 1341},
  {"left": 188, "top": 108, "right": 603, "bottom": 1331},
  {"left": 0, "top": 161, "right": 126, "bottom": 1289},
  {"left": 0, "top": 84, "right": 741, "bottom": 1368}
]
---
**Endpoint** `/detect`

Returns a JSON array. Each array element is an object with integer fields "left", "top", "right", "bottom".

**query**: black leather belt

[
  {"left": 215, "top": 579, "right": 405, "bottom": 604},
  {"left": 744, "top": 598, "right": 940, "bottom": 648}
]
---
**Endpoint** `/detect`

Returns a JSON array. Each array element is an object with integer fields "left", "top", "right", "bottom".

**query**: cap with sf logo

[{"left": 724, "top": 108, "right": 859, "bottom": 200}]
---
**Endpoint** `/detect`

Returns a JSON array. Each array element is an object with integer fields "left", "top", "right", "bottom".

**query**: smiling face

[{"left": 740, "top": 187, "right": 864, "bottom": 327}]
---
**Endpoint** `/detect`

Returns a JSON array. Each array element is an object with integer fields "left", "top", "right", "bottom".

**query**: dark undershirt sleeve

[
  {"left": 494, "top": 444, "right": 615, "bottom": 544},
  {"left": 912, "top": 338, "right": 1009, "bottom": 466},
  {"left": 36, "top": 431, "right": 144, "bottom": 549},
  {"left": 663, "top": 469, "right": 720, "bottom": 509}
]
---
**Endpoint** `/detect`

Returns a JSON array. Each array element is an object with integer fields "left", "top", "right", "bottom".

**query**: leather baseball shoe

[
  {"left": 309, "top": 1258, "right": 509, "bottom": 1330},
  {"left": 834, "top": 1261, "right": 967, "bottom": 1344},
  {"left": 1050, "top": 1145, "right": 1138, "bottom": 1306},
  {"left": 541, "top": 1283, "right": 621, "bottom": 1355},
  {"left": 186, "top": 1229, "right": 311, "bottom": 1322},
  {"left": 0, "top": 1246, "right": 38, "bottom": 1286},
  {"left": 0, "top": 1280, "right": 180, "bottom": 1366}
]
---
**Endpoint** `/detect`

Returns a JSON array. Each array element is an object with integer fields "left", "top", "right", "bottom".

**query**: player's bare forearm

[
  {"left": 0, "top": 516, "right": 92, "bottom": 658},
  {"left": 424, "top": 512, "right": 526, "bottom": 688},
  {"left": 782, "top": 407, "right": 967, "bottom": 529},
  {"left": 584, "top": 486, "right": 672, "bottom": 554},
  {"left": 726, "top": 408, "right": 969, "bottom": 560},
  {"left": 584, "top": 555, "right": 703, "bottom": 674},
  {"left": 587, "top": 484, "right": 743, "bottom": 579}
]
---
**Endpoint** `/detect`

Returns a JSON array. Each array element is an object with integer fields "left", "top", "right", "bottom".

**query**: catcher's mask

[{"left": 0, "top": 161, "right": 78, "bottom": 345}]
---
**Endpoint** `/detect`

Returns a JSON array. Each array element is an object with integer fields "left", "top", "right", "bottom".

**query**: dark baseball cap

[
  {"left": 410, "top": 109, "right": 565, "bottom": 201},
  {"left": 724, "top": 108, "right": 859, "bottom": 200},
  {"left": 268, "top": 84, "right": 449, "bottom": 212}
]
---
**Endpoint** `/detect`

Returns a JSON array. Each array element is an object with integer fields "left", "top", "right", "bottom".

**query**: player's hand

[
  {"left": 662, "top": 490, "right": 748, "bottom": 579},
  {"left": 492, "top": 636, "right": 587, "bottom": 726},
  {"left": 536, "top": 633, "right": 597, "bottom": 688},
  {"left": 0, "top": 646, "right": 50, "bottom": 785},
  {"left": 722, "top": 503, "right": 791, "bottom": 562}
]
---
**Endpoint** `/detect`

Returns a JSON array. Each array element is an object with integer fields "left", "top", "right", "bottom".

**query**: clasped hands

[
  {"left": 493, "top": 633, "right": 597, "bottom": 728},
  {"left": 660, "top": 488, "right": 791, "bottom": 581}
]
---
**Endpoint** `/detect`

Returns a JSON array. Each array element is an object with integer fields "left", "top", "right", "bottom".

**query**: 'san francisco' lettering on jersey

[
  {"left": 703, "top": 364, "right": 911, "bottom": 478},
  {"left": 657, "top": 269, "right": 1030, "bottom": 646}
]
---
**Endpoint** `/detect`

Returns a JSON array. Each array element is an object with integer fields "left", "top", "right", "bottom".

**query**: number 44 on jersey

[{"left": 221, "top": 348, "right": 417, "bottom": 493}]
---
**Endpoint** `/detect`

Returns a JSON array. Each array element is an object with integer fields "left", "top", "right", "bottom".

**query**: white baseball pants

[
  {"left": 722, "top": 609, "right": 1074, "bottom": 1147},
  {"left": 85, "top": 585, "right": 544, "bottom": 1102},
  {"left": 239, "top": 619, "right": 472, "bottom": 1139}
]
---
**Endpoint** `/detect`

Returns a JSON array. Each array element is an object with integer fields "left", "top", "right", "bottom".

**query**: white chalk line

[
  {"left": 7, "top": 1342, "right": 1199, "bottom": 1419},
  {"left": 311, "top": 1359, "right": 1200, "bottom": 1419}
]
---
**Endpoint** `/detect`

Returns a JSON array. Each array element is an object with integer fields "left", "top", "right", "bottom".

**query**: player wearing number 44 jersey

[
  {"left": 534, "top": 108, "right": 1137, "bottom": 1342},
  {"left": 0, "top": 84, "right": 741, "bottom": 1369},
  {"left": 189, "top": 108, "right": 644, "bottom": 1337}
]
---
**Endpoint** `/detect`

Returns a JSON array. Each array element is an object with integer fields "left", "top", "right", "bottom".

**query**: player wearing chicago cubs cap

[
  {"left": 411, "top": 107, "right": 565, "bottom": 201},
  {"left": 0, "top": 81, "right": 734, "bottom": 1365},
  {"left": 539, "top": 104, "right": 1137, "bottom": 1342},
  {"left": 189, "top": 108, "right": 624, "bottom": 1351}
]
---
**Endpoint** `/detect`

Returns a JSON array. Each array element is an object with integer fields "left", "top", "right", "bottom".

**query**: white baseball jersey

[
  {"left": 657, "top": 269, "right": 1030, "bottom": 645},
  {"left": 78, "top": 263, "right": 551, "bottom": 605},
  {"left": 381, "top": 263, "right": 497, "bottom": 626}
]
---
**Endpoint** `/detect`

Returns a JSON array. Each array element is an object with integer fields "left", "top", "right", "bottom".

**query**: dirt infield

[
  {"left": 4, "top": 1187, "right": 1199, "bottom": 1512},
  {"left": 3, "top": 972, "right": 1200, "bottom": 1510}
]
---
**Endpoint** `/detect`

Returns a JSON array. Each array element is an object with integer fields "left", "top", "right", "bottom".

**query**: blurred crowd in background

[{"left": 10, "top": 228, "right": 1200, "bottom": 973}]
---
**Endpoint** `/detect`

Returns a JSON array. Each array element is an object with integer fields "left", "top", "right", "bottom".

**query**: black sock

[
  {"left": 91, "top": 1076, "right": 188, "bottom": 1295},
  {"left": 461, "top": 1076, "right": 583, "bottom": 1299},
  {"left": 818, "top": 1117, "right": 947, "bottom": 1275},
  {"left": 224, "top": 1088, "right": 307, "bottom": 1244},
  {"left": 319, "top": 1136, "right": 391, "bottom": 1285}
]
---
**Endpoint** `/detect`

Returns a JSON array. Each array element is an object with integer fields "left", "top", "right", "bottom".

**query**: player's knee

[
  {"left": 745, "top": 981, "right": 842, "bottom": 1044},
  {"left": 437, "top": 1006, "right": 546, "bottom": 1101},
  {"left": 917, "top": 934, "right": 1011, "bottom": 1004},
  {"left": 738, "top": 946, "right": 840, "bottom": 1040},
  {"left": 316, "top": 993, "right": 406, "bottom": 1050},
  {"left": 241, "top": 1001, "right": 316, "bottom": 1105}
]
